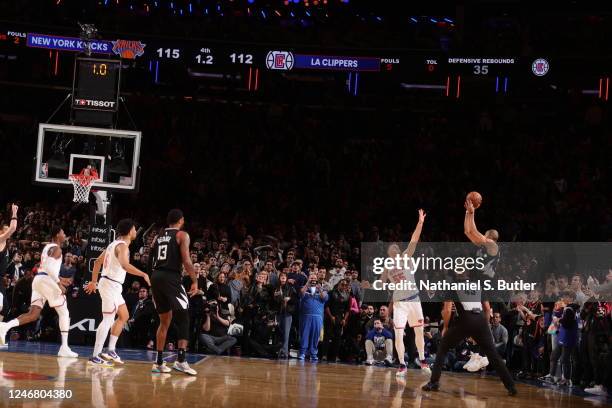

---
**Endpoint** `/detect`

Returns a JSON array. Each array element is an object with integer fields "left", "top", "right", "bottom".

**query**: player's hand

[
  {"left": 418, "top": 208, "right": 426, "bottom": 223},
  {"left": 85, "top": 281, "right": 97, "bottom": 294},
  {"left": 11, "top": 203, "right": 18, "bottom": 217},
  {"left": 188, "top": 282, "right": 198, "bottom": 297},
  {"left": 464, "top": 199, "right": 475, "bottom": 214},
  {"left": 59, "top": 284, "right": 67, "bottom": 295},
  {"left": 142, "top": 274, "right": 151, "bottom": 287}
]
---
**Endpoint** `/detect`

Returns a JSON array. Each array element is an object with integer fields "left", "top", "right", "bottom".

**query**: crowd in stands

[{"left": 0, "top": 202, "right": 610, "bottom": 396}]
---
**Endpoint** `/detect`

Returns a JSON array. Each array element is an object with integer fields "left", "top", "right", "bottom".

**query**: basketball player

[
  {"left": 85, "top": 219, "right": 151, "bottom": 366},
  {"left": 0, "top": 204, "right": 18, "bottom": 276},
  {"left": 421, "top": 199, "right": 516, "bottom": 396},
  {"left": 382, "top": 209, "right": 429, "bottom": 376},
  {"left": 0, "top": 226, "right": 78, "bottom": 358},
  {"left": 150, "top": 209, "right": 198, "bottom": 375}
]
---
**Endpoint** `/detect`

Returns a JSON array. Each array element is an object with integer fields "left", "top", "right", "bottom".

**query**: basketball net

[{"left": 68, "top": 169, "right": 99, "bottom": 203}]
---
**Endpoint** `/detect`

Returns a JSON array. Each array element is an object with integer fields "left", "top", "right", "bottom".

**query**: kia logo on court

[
  {"left": 266, "top": 51, "right": 294, "bottom": 71},
  {"left": 70, "top": 318, "right": 97, "bottom": 332}
]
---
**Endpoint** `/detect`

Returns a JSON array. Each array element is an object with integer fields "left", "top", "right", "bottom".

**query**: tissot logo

[{"left": 74, "top": 98, "right": 116, "bottom": 108}]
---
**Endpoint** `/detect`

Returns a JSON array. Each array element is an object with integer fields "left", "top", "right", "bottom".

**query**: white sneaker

[
  {"left": 585, "top": 385, "right": 607, "bottom": 395},
  {"left": 476, "top": 356, "right": 489, "bottom": 370},
  {"left": 463, "top": 353, "right": 481, "bottom": 371},
  {"left": 0, "top": 322, "right": 9, "bottom": 346},
  {"left": 100, "top": 350, "right": 124, "bottom": 364},
  {"left": 58, "top": 346, "right": 78, "bottom": 358},
  {"left": 172, "top": 361, "right": 197, "bottom": 376}
]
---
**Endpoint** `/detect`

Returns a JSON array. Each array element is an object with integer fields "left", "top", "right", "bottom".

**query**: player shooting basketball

[{"left": 421, "top": 193, "right": 516, "bottom": 396}]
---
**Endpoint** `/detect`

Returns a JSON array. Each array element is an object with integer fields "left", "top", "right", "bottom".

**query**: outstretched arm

[
  {"left": 404, "top": 209, "right": 426, "bottom": 257},
  {"left": 464, "top": 200, "right": 498, "bottom": 257},
  {"left": 0, "top": 204, "right": 18, "bottom": 243},
  {"left": 117, "top": 243, "right": 151, "bottom": 287}
]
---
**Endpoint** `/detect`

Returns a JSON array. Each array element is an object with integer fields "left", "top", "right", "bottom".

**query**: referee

[{"left": 421, "top": 289, "right": 517, "bottom": 396}]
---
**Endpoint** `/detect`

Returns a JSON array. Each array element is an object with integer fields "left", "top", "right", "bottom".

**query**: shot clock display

[{"left": 72, "top": 57, "right": 121, "bottom": 112}]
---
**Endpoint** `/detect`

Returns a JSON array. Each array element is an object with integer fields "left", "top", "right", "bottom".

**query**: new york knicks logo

[
  {"left": 112, "top": 40, "right": 146, "bottom": 59},
  {"left": 531, "top": 58, "right": 549, "bottom": 76},
  {"left": 266, "top": 51, "right": 294, "bottom": 70}
]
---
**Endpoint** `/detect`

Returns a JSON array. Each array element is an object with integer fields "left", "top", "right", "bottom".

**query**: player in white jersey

[
  {"left": 0, "top": 225, "right": 78, "bottom": 357},
  {"left": 381, "top": 209, "right": 428, "bottom": 376},
  {"left": 85, "top": 219, "right": 150, "bottom": 366}
]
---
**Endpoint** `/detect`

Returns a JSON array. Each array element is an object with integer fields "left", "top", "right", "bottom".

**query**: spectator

[
  {"left": 127, "top": 287, "right": 155, "bottom": 348},
  {"left": 490, "top": 312, "right": 509, "bottom": 357},
  {"left": 207, "top": 272, "right": 232, "bottom": 312},
  {"left": 200, "top": 300, "right": 237, "bottom": 355},
  {"left": 273, "top": 272, "right": 297, "bottom": 358},
  {"left": 298, "top": 272, "right": 328, "bottom": 361},
  {"left": 323, "top": 278, "right": 351, "bottom": 362},
  {"left": 364, "top": 318, "right": 394, "bottom": 366},
  {"left": 6, "top": 253, "right": 24, "bottom": 281},
  {"left": 366, "top": 305, "right": 393, "bottom": 332},
  {"left": 549, "top": 306, "right": 579, "bottom": 385}
]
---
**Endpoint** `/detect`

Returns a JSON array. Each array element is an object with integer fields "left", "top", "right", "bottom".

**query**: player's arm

[
  {"left": 482, "top": 301, "right": 492, "bottom": 319},
  {"left": 178, "top": 231, "right": 198, "bottom": 296},
  {"left": 441, "top": 301, "right": 453, "bottom": 336},
  {"left": 464, "top": 200, "right": 498, "bottom": 253},
  {"left": 404, "top": 209, "right": 426, "bottom": 257},
  {"left": 85, "top": 250, "right": 106, "bottom": 294},
  {"left": 0, "top": 204, "right": 18, "bottom": 243},
  {"left": 116, "top": 243, "right": 151, "bottom": 287}
]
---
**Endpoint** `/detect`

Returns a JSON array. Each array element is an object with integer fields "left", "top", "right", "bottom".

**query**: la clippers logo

[
  {"left": 266, "top": 51, "right": 294, "bottom": 70},
  {"left": 112, "top": 39, "right": 146, "bottom": 59},
  {"left": 532, "top": 58, "right": 549, "bottom": 76}
]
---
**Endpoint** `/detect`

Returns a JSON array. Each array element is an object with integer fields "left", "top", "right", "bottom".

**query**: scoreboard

[{"left": 1, "top": 25, "right": 610, "bottom": 101}]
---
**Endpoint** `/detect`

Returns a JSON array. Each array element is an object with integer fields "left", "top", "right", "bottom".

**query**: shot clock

[{"left": 72, "top": 57, "right": 121, "bottom": 112}]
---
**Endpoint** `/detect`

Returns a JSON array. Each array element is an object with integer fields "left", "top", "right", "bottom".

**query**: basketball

[{"left": 467, "top": 191, "right": 482, "bottom": 209}]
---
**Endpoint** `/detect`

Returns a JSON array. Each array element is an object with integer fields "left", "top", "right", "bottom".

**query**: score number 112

[{"left": 229, "top": 53, "right": 253, "bottom": 64}]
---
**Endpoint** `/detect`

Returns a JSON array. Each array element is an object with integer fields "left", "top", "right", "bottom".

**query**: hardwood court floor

[{"left": 0, "top": 352, "right": 607, "bottom": 408}]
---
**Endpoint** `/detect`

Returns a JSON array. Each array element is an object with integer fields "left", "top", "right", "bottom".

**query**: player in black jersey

[
  {"left": 421, "top": 197, "right": 516, "bottom": 396},
  {"left": 150, "top": 209, "right": 198, "bottom": 375}
]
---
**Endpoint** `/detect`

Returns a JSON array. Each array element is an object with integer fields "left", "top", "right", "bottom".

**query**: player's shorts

[
  {"left": 31, "top": 274, "right": 65, "bottom": 309},
  {"left": 99, "top": 276, "right": 126, "bottom": 314},
  {"left": 151, "top": 269, "right": 188, "bottom": 314},
  {"left": 392, "top": 300, "right": 424, "bottom": 329}
]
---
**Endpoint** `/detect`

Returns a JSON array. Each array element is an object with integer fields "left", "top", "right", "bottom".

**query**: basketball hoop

[{"left": 69, "top": 171, "right": 99, "bottom": 203}]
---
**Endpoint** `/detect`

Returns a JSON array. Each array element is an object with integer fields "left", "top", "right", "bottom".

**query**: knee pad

[{"left": 174, "top": 308, "right": 190, "bottom": 341}]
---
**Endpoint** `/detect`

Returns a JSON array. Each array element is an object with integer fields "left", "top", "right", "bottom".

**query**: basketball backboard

[{"left": 34, "top": 123, "right": 141, "bottom": 192}]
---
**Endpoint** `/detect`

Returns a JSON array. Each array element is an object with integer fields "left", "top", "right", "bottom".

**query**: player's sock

[
  {"left": 61, "top": 332, "right": 69, "bottom": 348},
  {"left": 108, "top": 335, "right": 118, "bottom": 351},
  {"left": 156, "top": 350, "right": 164, "bottom": 366},
  {"left": 93, "top": 314, "right": 114, "bottom": 356},
  {"left": 178, "top": 348, "right": 186, "bottom": 363},
  {"left": 5, "top": 319, "right": 19, "bottom": 329}
]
